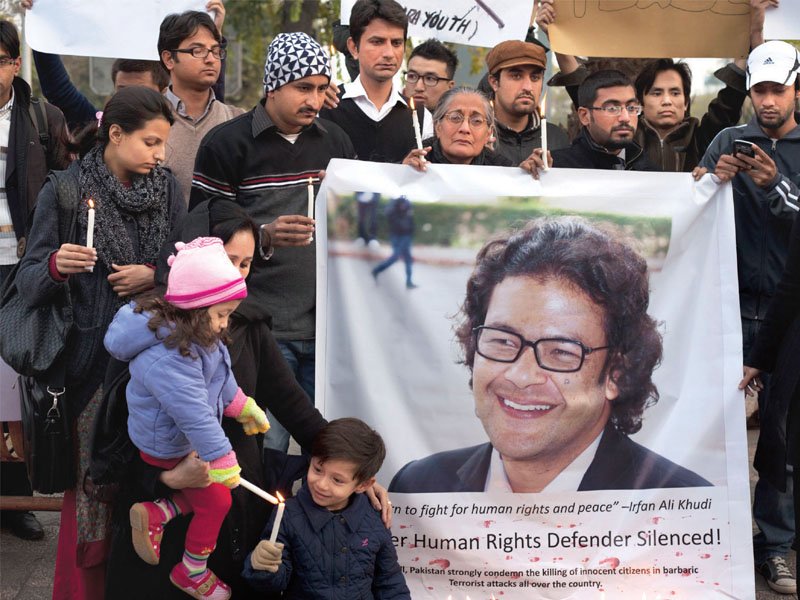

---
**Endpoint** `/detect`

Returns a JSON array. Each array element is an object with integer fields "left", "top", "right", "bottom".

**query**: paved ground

[{"left": 1, "top": 429, "right": 796, "bottom": 599}]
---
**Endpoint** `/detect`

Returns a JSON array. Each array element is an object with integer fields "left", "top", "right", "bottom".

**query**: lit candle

[
  {"left": 269, "top": 492, "right": 286, "bottom": 543},
  {"left": 409, "top": 97, "right": 423, "bottom": 151},
  {"left": 86, "top": 198, "right": 95, "bottom": 249},
  {"left": 540, "top": 95, "right": 549, "bottom": 171},
  {"left": 239, "top": 477, "right": 279, "bottom": 505}
]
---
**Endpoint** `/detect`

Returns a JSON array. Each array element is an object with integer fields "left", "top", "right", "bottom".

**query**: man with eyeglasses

[
  {"left": 486, "top": 40, "right": 568, "bottom": 166},
  {"left": 158, "top": 10, "right": 244, "bottom": 203},
  {"left": 550, "top": 70, "right": 657, "bottom": 171},
  {"left": 390, "top": 217, "right": 709, "bottom": 494},
  {"left": 403, "top": 39, "right": 457, "bottom": 112}
]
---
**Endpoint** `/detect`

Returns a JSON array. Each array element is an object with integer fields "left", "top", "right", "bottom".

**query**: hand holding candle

[
  {"left": 269, "top": 492, "right": 286, "bottom": 543},
  {"left": 86, "top": 198, "right": 95, "bottom": 271}
]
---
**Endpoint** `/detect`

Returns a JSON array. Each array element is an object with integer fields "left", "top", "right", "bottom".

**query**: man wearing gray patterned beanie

[{"left": 190, "top": 31, "right": 355, "bottom": 453}]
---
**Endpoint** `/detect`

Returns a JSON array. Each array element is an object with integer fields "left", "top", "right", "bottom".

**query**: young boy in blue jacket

[{"left": 242, "top": 418, "right": 410, "bottom": 599}]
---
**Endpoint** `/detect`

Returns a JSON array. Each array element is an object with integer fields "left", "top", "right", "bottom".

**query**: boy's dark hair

[
  {"left": 577, "top": 69, "right": 633, "bottom": 109},
  {"left": 349, "top": 0, "right": 408, "bottom": 49},
  {"left": 112, "top": 59, "right": 170, "bottom": 91},
  {"left": 158, "top": 11, "right": 220, "bottom": 67},
  {"left": 634, "top": 59, "right": 692, "bottom": 115},
  {"left": 410, "top": 39, "right": 458, "bottom": 79},
  {"left": 0, "top": 20, "right": 20, "bottom": 59},
  {"left": 312, "top": 418, "right": 386, "bottom": 483}
]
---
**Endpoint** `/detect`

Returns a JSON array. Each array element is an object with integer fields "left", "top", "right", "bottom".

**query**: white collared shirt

[
  {"left": 343, "top": 75, "right": 434, "bottom": 138},
  {"left": 484, "top": 431, "right": 604, "bottom": 493}
]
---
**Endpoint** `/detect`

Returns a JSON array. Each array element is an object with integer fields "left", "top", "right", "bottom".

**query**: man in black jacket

[
  {"left": 0, "top": 19, "right": 69, "bottom": 541},
  {"left": 551, "top": 70, "right": 657, "bottom": 171}
]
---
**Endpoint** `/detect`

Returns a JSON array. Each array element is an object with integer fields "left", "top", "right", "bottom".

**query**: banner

[
  {"left": 764, "top": 3, "right": 800, "bottom": 41},
  {"left": 548, "top": 0, "right": 750, "bottom": 59},
  {"left": 317, "top": 161, "right": 754, "bottom": 599},
  {"left": 340, "top": 0, "right": 532, "bottom": 48},
  {"left": 25, "top": 0, "right": 207, "bottom": 60}
]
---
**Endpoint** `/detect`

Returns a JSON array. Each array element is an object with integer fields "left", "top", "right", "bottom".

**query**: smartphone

[{"left": 733, "top": 139, "right": 755, "bottom": 159}]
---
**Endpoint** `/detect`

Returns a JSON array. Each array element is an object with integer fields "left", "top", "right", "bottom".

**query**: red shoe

[
  {"left": 129, "top": 502, "right": 165, "bottom": 565},
  {"left": 170, "top": 563, "right": 231, "bottom": 600}
]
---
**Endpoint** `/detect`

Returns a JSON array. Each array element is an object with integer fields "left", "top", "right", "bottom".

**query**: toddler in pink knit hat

[{"left": 104, "top": 237, "right": 270, "bottom": 600}]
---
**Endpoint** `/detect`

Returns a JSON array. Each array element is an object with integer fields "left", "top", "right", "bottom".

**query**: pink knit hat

[{"left": 164, "top": 237, "right": 247, "bottom": 309}]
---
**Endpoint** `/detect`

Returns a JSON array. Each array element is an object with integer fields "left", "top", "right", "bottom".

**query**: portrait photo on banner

[{"left": 316, "top": 161, "right": 748, "bottom": 599}]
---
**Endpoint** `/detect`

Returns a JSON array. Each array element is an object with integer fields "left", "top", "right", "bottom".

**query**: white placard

[
  {"left": 341, "top": 0, "right": 533, "bottom": 48},
  {"left": 764, "top": 3, "right": 800, "bottom": 41},
  {"left": 25, "top": 0, "right": 209, "bottom": 60},
  {"left": 317, "top": 161, "right": 754, "bottom": 599}
]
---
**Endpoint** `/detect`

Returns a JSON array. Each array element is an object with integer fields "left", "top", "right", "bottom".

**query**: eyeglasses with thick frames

[
  {"left": 473, "top": 326, "right": 609, "bottom": 373},
  {"left": 441, "top": 111, "right": 488, "bottom": 128},
  {"left": 172, "top": 46, "right": 226, "bottom": 60},
  {"left": 405, "top": 71, "right": 452, "bottom": 87},
  {"left": 589, "top": 105, "right": 643, "bottom": 116}
]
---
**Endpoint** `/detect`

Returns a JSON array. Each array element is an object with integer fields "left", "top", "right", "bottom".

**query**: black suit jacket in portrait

[{"left": 389, "top": 424, "right": 711, "bottom": 493}]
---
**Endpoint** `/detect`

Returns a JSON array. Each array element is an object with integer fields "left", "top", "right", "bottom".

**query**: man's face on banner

[{"left": 472, "top": 275, "right": 619, "bottom": 472}]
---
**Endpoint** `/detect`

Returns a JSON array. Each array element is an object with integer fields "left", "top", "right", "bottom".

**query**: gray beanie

[{"left": 263, "top": 32, "right": 331, "bottom": 92}]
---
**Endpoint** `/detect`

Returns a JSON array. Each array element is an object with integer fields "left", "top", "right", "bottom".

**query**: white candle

[
  {"left": 540, "top": 96, "right": 549, "bottom": 171},
  {"left": 239, "top": 477, "right": 279, "bottom": 505},
  {"left": 86, "top": 198, "right": 95, "bottom": 249},
  {"left": 307, "top": 177, "right": 315, "bottom": 219},
  {"left": 269, "top": 492, "right": 286, "bottom": 543},
  {"left": 409, "top": 97, "right": 423, "bottom": 151}
]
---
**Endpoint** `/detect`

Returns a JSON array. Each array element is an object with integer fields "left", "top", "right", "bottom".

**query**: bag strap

[{"left": 27, "top": 97, "right": 50, "bottom": 150}]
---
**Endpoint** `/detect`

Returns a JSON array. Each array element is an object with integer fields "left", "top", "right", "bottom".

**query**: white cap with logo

[{"left": 747, "top": 40, "right": 800, "bottom": 89}]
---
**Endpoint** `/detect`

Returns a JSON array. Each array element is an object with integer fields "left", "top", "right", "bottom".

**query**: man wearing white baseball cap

[{"left": 696, "top": 39, "right": 800, "bottom": 595}]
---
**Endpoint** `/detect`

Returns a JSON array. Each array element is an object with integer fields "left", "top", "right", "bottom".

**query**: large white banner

[
  {"left": 25, "top": 0, "right": 207, "bottom": 60},
  {"left": 764, "top": 2, "right": 800, "bottom": 41},
  {"left": 340, "top": 0, "right": 532, "bottom": 48},
  {"left": 317, "top": 161, "right": 753, "bottom": 599}
]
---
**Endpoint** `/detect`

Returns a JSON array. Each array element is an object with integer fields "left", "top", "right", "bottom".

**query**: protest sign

[
  {"left": 317, "top": 161, "right": 754, "bottom": 598},
  {"left": 340, "top": 0, "right": 532, "bottom": 48},
  {"left": 764, "top": 3, "right": 800, "bottom": 41},
  {"left": 25, "top": 0, "right": 207, "bottom": 60},
  {"left": 548, "top": 0, "right": 750, "bottom": 59}
]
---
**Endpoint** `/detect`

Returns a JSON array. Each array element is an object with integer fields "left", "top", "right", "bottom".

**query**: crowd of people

[{"left": 0, "top": 0, "right": 798, "bottom": 598}]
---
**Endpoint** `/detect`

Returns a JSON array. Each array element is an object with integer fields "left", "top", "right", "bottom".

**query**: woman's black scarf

[{"left": 77, "top": 144, "right": 171, "bottom": 271}]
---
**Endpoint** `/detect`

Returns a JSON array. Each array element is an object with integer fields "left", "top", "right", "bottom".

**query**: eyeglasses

[
  {"left": 405, "top": 71, "right": 452, "bottom": 87},
  {"left": 473, "top": 326, "right": 609, "bottom": 373},
  {"left": 172, "top": 46, "right": 226, "bottom": 60},
  {"left": 589, "top": 105, "right": 643, "bottom": 116},
  {"left": 441, "top": 111, "right": 487, "bottom": 128},
  {"left": 0, "top": 57, "right": 17, "bottom": 67}
]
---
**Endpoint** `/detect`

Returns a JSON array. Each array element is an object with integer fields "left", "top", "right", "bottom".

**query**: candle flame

[
  {"left": 539, "top": 94, "right": 547, "bottom": 119},
  {"left": 87, "top": 198, "right": 95, "bottom": 209},
  {"left": 276, "top": 491, "right": 285, "bottom": 503},
  {"left": 409, "top": 96, "right": 416, "bottom": 111}
]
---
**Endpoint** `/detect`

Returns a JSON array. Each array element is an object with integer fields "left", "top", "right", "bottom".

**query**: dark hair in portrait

[
  {"left": 112, "top": 59, "right": 171, "bottom": 91},
  {"left": 410, "top": 39, "right": 459, "bottom": 79},
  {"left": 348, "top": 0, "right": 408, "bottom": 48},
  {"left": 455, "top": 217, "right": 663, "bottom": 436},
  {"left": 312, "top": 418, "right": 386, "bottom": 483},
  {"left": 158, "top": 10, "right": 221, "bottom": 66},
  {"left": 0, "top": 20, "right": 21, "bottom": 58}
]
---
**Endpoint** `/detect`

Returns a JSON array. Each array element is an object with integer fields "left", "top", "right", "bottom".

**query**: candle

[
  {"left": 269, "top": 491, "right": 286, "bottom": 543},
  {"left": 409, "top": 97, "right": 423, "bottom": 151},
  {"left": 86, "top": 198, "right": 95, "bottom": 249},
  {"left": 540, "top": 95, "right": 549, "bottom": 171},
  {"left": 307, "top": 177, "right": 315, "bottom": 219},
  {"left": 239, "top": 477, "right": 279, "bottom": 505}
]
